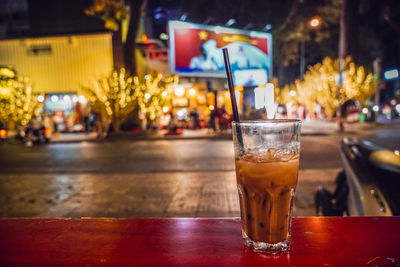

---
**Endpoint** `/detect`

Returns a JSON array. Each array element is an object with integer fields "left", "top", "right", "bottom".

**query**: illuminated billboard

[
  {"left": 168, "top": 21, "right": 272, "bottom": 79},
  {"left": 233, "top": 69, "right": 268, "bottom": 87}
]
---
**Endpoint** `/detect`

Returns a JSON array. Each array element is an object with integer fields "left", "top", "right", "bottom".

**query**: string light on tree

[
  {"left": 83, "top": 69, "right": 178, "bottom": 132},
  {"left": 0, "top": 77, "right": 42, "bottom": 129},
  {"left": 277, "top": 57, "right": 376, "bottom": 119}
]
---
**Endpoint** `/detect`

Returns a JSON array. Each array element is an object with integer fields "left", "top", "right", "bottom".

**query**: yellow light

[
  {"left": 145, "top": 93, "right": 151, "bottom": 99},
  {"left": 174, "top": 87, "right": 185, "bottom": 96},
  {"left": 209, "top": 105, "right": 215, "bottom": 111},
  {"left": 310, "top": 17, "right": 321, "bottom": 28},
  {"left": 37, "top": 95, "right": 44, "bottom": 102},
  {"left": 162, "top": 91, "right": 167, "bottom": 97},
  {"left": 163, "top": 106, "right": 169, "bottom": 113},
  {"left": 189, "top": 88, "right": 196, "bottom": 95},
  {"left": 290, "top": 90, "right": 296, "bottom": 96},
  {"left": 0, "top": 67, "right": 15, "bottom": 78},
  {"left": 198, "top": 30, "right": 209, "bottom": 40},
  {"left": 141, "top": 34, "right": 149, "bottom": 43}
]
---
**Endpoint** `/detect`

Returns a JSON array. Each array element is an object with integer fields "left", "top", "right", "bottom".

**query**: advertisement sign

[
  {"left": 233, "top": 69, "right": 268, "bottom": 87},
  {"left": 144, "top": 48, "right": 169, "bottom": 75},
  {"left": 168, "top": 21, "right": 272, "bottom": 78}
]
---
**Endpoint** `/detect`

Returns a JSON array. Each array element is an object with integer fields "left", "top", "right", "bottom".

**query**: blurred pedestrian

[
  {"left": 167, "top": 112, "right": 178, "bottom": 133},
  {"left": 190, "top": 108, "right": 200, "bottom": 129},
  {"left": 29, "top": 116, "right": 42, "bottom": 131},
  {"left": 52, "top": 113, "right": 59, "bottom": 133},
  {"left": 209, "top": 109, "right": 216, "bottom": 132},
  {"left": 43, "top": 114, "right": 53, "bottom": 132},
  {"left": 95, "top": 112, "right": 109, "bottom": 140},
  {"left": 83, "top": 103, "right": 91, "bottom": 133},
  {"left": 215, "top": 107, "right": 227, "bottom": 131}
]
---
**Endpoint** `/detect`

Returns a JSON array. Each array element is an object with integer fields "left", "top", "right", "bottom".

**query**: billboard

[
  {"left": 233, "top": 69, "right": 268, "bottom": 87},
  {"left": 168, "top": 21, "right": 272, "bottom": 79}
]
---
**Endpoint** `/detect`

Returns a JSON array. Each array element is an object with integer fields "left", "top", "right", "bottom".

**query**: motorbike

[
  {"left": 17, "top": 125, "right": 52, "bottom": 146},
  {"left": 315, "top": 137, "right": 400, "bottom": 216}
]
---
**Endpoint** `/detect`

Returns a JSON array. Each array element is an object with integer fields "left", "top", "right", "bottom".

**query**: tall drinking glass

[{"left": 232, "top": 120, "right": 301, "bottom": 254}]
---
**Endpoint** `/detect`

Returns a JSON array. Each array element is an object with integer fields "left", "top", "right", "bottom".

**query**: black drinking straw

[{"left": 222, "top": 48, "right": 244, "bottom": 152}]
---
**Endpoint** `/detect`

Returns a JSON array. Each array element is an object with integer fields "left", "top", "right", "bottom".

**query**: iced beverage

[
  {"left": 232, "top": 120, "right": 301, "bottom": 254},
  {"left": 236, "top": 153, "right": 299, "bottom": 244}
]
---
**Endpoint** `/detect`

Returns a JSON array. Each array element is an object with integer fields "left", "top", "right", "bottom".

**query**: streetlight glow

[{"left": 310, "top": 17, "right": 321, "bottom": 28}]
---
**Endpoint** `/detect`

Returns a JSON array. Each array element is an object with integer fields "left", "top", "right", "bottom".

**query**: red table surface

[{"left": 0, "top": 217, "right": 400, "bottom": 266}]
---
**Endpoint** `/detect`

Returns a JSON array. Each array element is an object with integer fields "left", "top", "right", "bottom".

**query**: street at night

[
  {"left": 0, "top": 136, "right": 338, "bottom": 218},
  {"left": 1, "top": 123, "right": 397, "bottom": 218},
  {"left": 1, "top": 0, "right": 400, "bottom": 264}
]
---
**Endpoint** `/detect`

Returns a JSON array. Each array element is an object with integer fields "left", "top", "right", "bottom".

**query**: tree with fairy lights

[
  {"left": 278, "top": 57, "right": 376, "bottom": 119},
  {"left": 136, "top": 73, "right": 178, "bottom": 123},
  {"left": 0, "top": 77, "right": 43, "bottom": 130},
  {"left": 83, "top": 69, "right": 178, "bottom": 133}
]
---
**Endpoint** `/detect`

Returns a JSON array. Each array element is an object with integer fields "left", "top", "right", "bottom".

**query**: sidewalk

[
  {"left": 51, "top": 132, "right": 98, "bottom": 143},
  {"left": 300, "top": 120, "right": 379, "bottom": 135},
  {"left": 50, "top": 120, "right": 387, "bottom": 143},
  {"left": 0, "top": 168, "right": 339, "bottom": 217}
]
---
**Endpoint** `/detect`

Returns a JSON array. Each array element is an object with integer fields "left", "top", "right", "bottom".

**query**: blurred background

[{"left": 0, "top": 0, "right": 399, "bottom": 218}]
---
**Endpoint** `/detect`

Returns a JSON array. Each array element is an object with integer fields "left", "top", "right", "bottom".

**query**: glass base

[{"left": 243, "top": 232, "right": 291, "bottom": 254}]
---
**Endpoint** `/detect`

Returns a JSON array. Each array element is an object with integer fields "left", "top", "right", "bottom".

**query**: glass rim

[{"left": 232, "top": 119, "right": 301, "bottom": 125}]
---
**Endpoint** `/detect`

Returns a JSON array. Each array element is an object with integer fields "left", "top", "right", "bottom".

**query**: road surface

[{"left": 0, "top": 133, "right": 347, "bottom": 217}]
